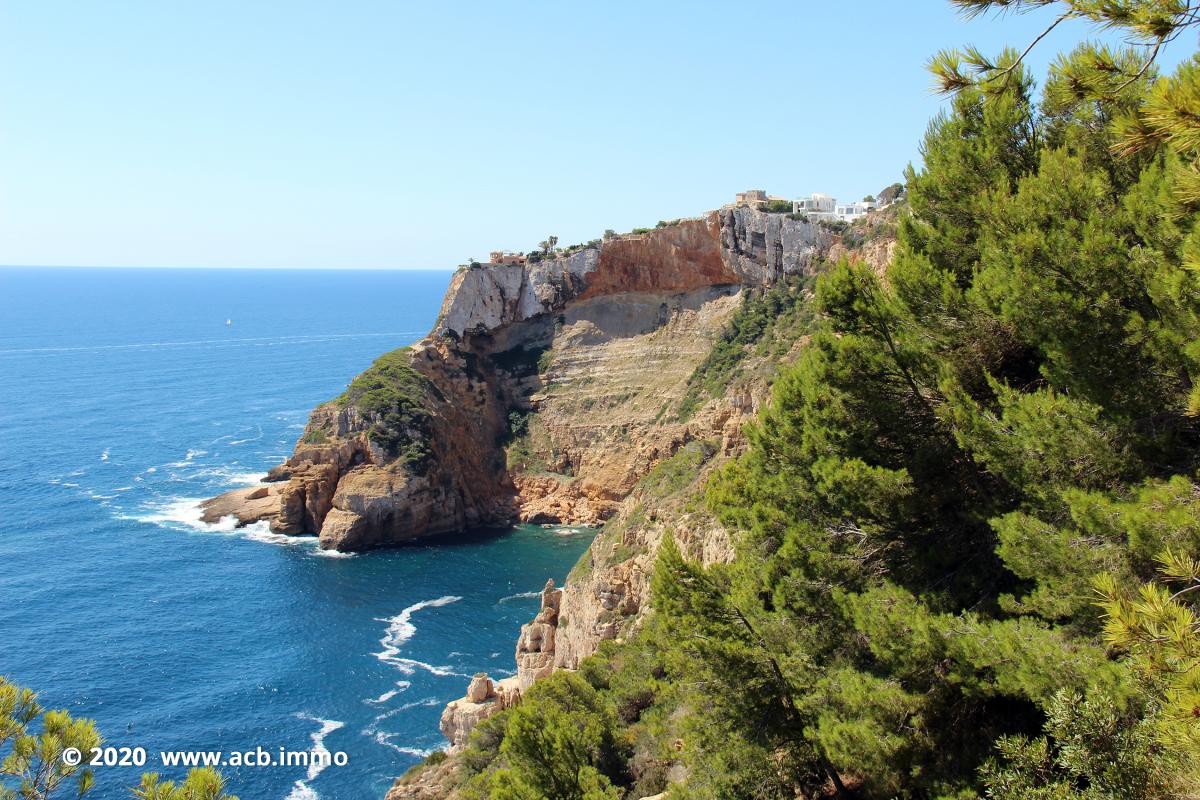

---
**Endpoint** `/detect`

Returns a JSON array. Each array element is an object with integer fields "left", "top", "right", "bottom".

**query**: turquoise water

[{"left": 0, "top": 268, "right": 594, "bottom": 800}]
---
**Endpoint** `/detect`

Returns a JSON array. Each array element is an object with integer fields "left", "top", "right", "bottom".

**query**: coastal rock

[
  {"left": 540, "top": 578, "right": 562, "bottom": 615},
  {"left": 276, "top": 462, "right": 339, "bottom": 535},
  {"left": 439, "top": 698, "right": 494, "bottom": 752},
  {"left": 580, "top": 215, "right": 736, "bottom": 299},
  {"left": 435, "top": 249, "right": 599, "bottom": 338},
  {"left": 434, "top": 580, "right": 567, "bottom": 752},
  {"left": 513, "top": 473, "right": 614, "bottom": 526},
  {"left": 199, "top": 484, "right": 280, "bottom": 527},
  {"left": 720, "top": 205, "right": 834, "bottom": 283},
  {"left": 465, "top": 673, "right": 493, "bottom": 703},
  {"left": 436, "top": 672, "right": 526, "bottom": 754},
  {"left": 384, "top": 757, "right": 461, "bottom": 800},
  {"left": 315, "top": 508, "right": 371, "bottom": 550},
  {"left": 513, "top": 579, "right": 562, "bottom": 692}
]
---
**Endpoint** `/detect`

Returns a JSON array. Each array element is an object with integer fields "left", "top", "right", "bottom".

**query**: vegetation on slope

[
  {"left": 664, "top": 3, "right": 1200, "bottom": 795},
  {"left": 336, "top": 347, "right": 438, "bottom": 471},
  {"left": 410, "top": 2, "right": 1200, "bottom": 798},
  {"left": 674, "top": 274, "right": 817, "bottom": 421}
]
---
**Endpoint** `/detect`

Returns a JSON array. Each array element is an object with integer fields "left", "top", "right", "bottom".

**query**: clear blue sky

[{"left": 0, "top": 1, "right": 1186, "bottom": 269}]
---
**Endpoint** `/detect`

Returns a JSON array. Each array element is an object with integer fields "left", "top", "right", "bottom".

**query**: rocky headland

[{"left": 202, "top": 206, "right": 844, "bottom": 552}]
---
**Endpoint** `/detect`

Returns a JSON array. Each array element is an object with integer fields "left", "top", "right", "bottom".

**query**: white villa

[
  {"left": 794, "top": 192, "right": 839, "bottom": 222},
  {"left": 835, "top": 200, "right": 877, "bottom": 221}
]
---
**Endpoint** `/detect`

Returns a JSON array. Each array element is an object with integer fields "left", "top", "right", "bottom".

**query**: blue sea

[{"left": 0, "top": 268, "right": 594, "bottom": 800}]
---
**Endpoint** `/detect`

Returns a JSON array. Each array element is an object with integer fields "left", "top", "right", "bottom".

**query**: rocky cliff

[
  {"left": 385, "top": 202, "right": 901, "bottom": 800},
  {"left": 202, "top": 207, "right": 836, "bottom": 552}
]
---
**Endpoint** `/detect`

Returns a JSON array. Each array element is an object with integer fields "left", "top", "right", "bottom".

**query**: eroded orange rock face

[
  {"left": 512, "top": 473, "right": 618, "bottom": 526},
  {"left": 581, "top": 213, "right": 738, "bottom": 300}
]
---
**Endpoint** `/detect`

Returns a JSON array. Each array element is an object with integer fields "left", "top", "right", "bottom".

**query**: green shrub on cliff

[
  {"left": 337, "top": 347, "right": 436, "bottom": 470},
  {"left": 675, "top": 274, "right": 815, "bottom": 421},
  {"left": 300, "top": 428, "right": 328, "bottom": 445},
  {"left": 639, "top": 439, "right": 717, "bottom": 498},
  {"left": 456, "top": 673, "right": 628, "bottom": 800}
]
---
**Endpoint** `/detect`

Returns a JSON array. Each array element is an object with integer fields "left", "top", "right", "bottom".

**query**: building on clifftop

[{"left": 489, "top": 250, "right": 527, "bottom": 266}]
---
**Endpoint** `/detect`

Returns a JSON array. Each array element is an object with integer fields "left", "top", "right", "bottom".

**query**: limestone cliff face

[
  {"left": 433, "top": 209, "right": 832, "bottom": 339},
  {"left": 452, "top": 337, "right": 783, "bottom": 731},
  {"left": 203, "top": 206, "right": 835, "bottom": 552},
  {"left": 435, "top": 248, "right": 599, "bottom": 338}
]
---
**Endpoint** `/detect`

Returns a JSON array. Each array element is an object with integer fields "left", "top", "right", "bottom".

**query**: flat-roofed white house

[
  {"left": 835, "top": 199, "right": 877, "bottom": 222},
  {"left": 795, "top": 192, "right": 836, "bottom": 214},
  {"left": 793, "top": 192, "right": 840, "bottom": 221}
]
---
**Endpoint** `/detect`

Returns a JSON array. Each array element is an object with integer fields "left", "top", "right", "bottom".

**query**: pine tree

[
  {"left": 1, "top": 678, "right": 237, "bottom": 800},
  {"left": 0, "top": 678, "right": 100, "bottom": 800}
]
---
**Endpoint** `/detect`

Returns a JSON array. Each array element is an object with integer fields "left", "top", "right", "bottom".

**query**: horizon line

[{"left": 0, "top": 263, "right": 459, "bottom": 271}]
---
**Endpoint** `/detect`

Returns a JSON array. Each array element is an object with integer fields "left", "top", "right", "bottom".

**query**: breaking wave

[
  {"left": 374, "top": 596, "right": 461, "bottom": 660},
  {"left": 123, "top": 497, "right": 330, "bottom": 554},
  {"left": 364, "top": 680, "right": 412, "bottom": 706},
  {"left": 497, "top": 590, "right": 541, "bottom": 603},
  {"left": 373, "top": 597, "right": 467, "bottom": 676}
]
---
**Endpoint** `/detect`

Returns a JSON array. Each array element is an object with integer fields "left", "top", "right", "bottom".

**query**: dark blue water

[{"left": 0, "top": 268, "right": 593, "bottom": 800}]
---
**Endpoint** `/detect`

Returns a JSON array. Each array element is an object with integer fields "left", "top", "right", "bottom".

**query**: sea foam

[
  {"left": 127, "top": 497, "right": 326, "bottom": 553},
  {"left": 387, "top": 659, "right": 467, "bottom": 678},
  {"left": 284, "top": 781, "right": 319, "bottom": 800},
  {"left": 497, "top": 590, "right": 541, "bottom": 603},
  {"left": 362, "top": 698, "right": 442, "bottom": 759},
  {"left": 373, "top": 597, "right": 464, "bottom": 675},
  {"left": 283, "top": 711, "right": 346, "bottom": 800}
]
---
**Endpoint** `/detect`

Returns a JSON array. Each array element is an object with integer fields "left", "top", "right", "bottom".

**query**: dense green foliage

[
  {"left": 668, "top": 6, "right": 1200, "bottom": 795},
  {"left": 337, "top": 347, "right": 437, "bottom": 470},
  {"left": 451, "top": 673, "right": 630, "bottom": 800}
]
